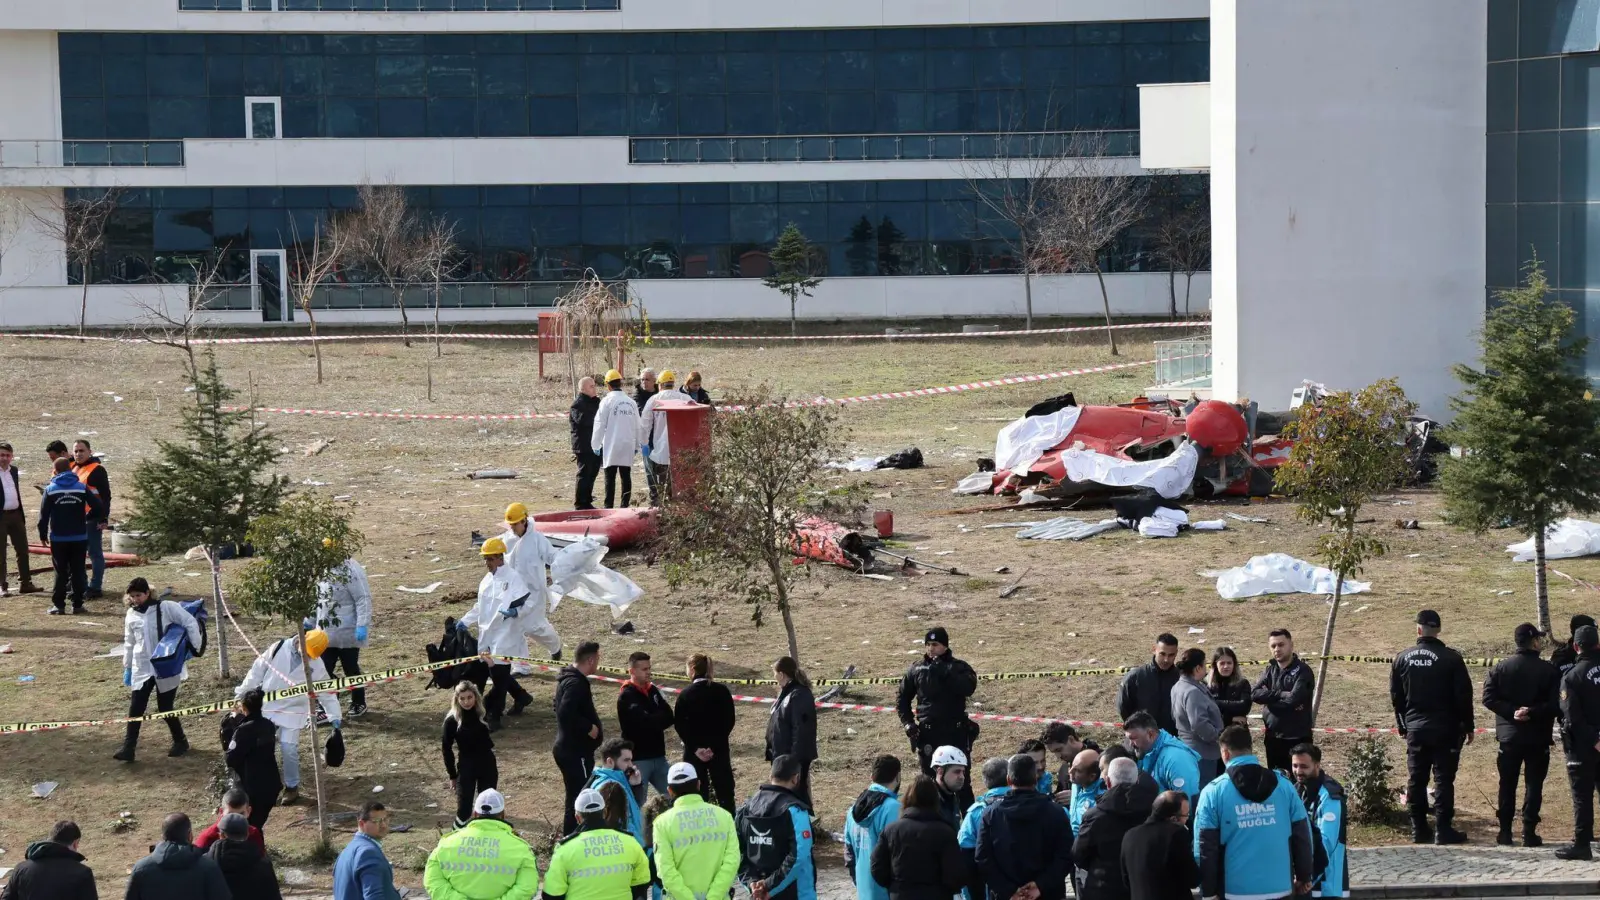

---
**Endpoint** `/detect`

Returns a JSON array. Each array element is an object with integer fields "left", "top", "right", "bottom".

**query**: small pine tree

[
  {"left": 1346, "top": 734, "right": 1400, "bottom": 825},
  {"left": 231, "top": 493, "right": 365, "bottom": 851},
  {"left": 763, "top": 223, "right": 822, "bottom": 338},
  {"left": 1441, "top": 260, "right": 1600, "bottom": 635},
  {"left": 126, "top": 350, "right": 288, "bottom": 678},
  {"left": 1274, "top": 378, "right": 1416, "bottom": 723}
]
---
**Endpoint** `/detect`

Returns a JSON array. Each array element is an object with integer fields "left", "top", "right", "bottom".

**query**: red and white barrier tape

[
  {"left": 0, "top": 320, "right": 1206, "bottom": 346},
  {"left": 227, "top": 357, "right": 1171, "bottom": 422}
]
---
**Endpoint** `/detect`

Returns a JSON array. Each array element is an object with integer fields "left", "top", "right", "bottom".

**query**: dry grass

[{"left": 0, "top": 324, "right": 1592, "bottom": 894}]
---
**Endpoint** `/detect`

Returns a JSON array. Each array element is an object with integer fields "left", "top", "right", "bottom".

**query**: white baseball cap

[
  {"left": 575, "top": 788, "right": 606, "bottom": 814},
  {"left": 475, "top": 789, "right": 506, "bottom": 816},
  {"left": 668, "top": 762, "right": 698, "bottom": 785}
]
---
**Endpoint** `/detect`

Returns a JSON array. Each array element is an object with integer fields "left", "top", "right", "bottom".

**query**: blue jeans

[
  {"left": 632, "top": 755, "right": 670, "bottom": 804},
  {"left": 278, "top": 725, "right": 301, "bottom": 789},
  {"left": 85, "top": 527, "right": 104, "bottom": 591}
]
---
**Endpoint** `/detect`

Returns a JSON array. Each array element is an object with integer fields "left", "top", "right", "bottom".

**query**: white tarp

[
  {"left": 952, "top": 472, "right": 993, "bottom": 495},
  {"left": 549, "top": 536, "right": 642, "bottom": 616},
  {"left": 1213, "top": 553, "right": 1371, "bottom": 600},
  {"left": 1507, "top": 519, "right": 1600, "bottom": 562},
  {"left": 994, "top": 406, "right": 1083, "bottom": 475},
  {"left": 1059, "top": 441, "right": 1200, "bottom": 500}
]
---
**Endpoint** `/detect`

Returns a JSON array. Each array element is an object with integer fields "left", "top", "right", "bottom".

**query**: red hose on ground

[{"left": 28, "top": 544, "right": 145, "bottom": 568}]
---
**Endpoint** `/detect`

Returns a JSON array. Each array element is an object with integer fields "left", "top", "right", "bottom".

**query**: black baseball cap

[
  {"left": 1514, "top": 623, "right": 1544, "bottom": 644},
  {"left": 1416, "top": 610, "right": 1441, "bottom": 628}
]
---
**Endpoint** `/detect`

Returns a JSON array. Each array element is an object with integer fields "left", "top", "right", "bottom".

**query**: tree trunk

[
  {"left": 433, "top": 278, "right": 443, "bottom": 359},
  {"left": 79, "top": 273, "right": 90, "bottom": 339},
  {"left": 1167, "top": 267, "right": 1177, "bottom": 320},
  {"left": 768, "top": 556, "right": 800, "bottom": 661},
  {"left": 306, "top": 307, "right": 324, "bottom": 384},
  {"left": 395, "top": 285, "right": 411, "bottom": 347},
  {"left": 1182, "top": 273, "right": 1194, "bottom": 318},
  {"left": 1023, "top": 271, "right": 1034, "bottom": 331},
  {"left": 208, "top": 549, "right": 231, "bottom": 679},
  {"left": 296, "top": 620, "right": 331, "bottom": 848},
  {"left": 1310, "top": 572, "right": 1344, "bottom": 726},
  {"left": 1093, "top": 265, "right": 1120, "bottom": 356},
  {"left": 1535, "top": 526, "right": 1552, "bottom": 636},
  {"left": 790, "top": 293, "right": 797, "bottom": 339}
]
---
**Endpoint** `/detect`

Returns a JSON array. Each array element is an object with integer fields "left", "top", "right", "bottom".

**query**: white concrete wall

[
  {"left": 0, "top": 137, "right": 1149, "bottom": 188},
  {"left": 0, "top": 283, "right": 190, "bottom": 327},
  {"left": 0, "top": 31, "right": 61, "bottom": 144},
  {"left": 0, "top": 0, "right": 1206, "bottom": 32},
  {"left": 1138, "top": 82, "right": 1210, "bottom": 170},
  {"left": 1210, "top": 0, "right": 1486, "bottom": 418},
  {"left": 0, "top": 188, "right": 69, "bottom": 288}
]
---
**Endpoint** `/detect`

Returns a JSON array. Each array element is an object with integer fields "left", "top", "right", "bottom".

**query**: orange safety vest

[{"left": 71, "top": 459, "right": 103, "bottom": 514}]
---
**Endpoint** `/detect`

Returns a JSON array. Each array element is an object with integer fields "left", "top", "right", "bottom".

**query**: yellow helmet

[
  {"left": 659, "top": 369, "right": 676, "bottom": 384},
  {"left": 480, "top": 536, "right": 508, "bottom": 557},
  {"left": 604, "top": 369, "right": 623, "bottom": 384},
  {"left": 303, "top": 629, "right": 329, "bottom": 660},
  {"left": 504, "top": 502, "right": 528, "bottom": 524}
]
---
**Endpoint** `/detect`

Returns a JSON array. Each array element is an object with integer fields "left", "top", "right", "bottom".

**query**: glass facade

[
  {"left": 58, "top": 23, "right": 1208, "bottom": 140},
  {"left": 1488, "top": 0, "right": 1600, "bottom": 373},
  {"left": 68, "top": 176, "right": 1205, "bottom": 285}
]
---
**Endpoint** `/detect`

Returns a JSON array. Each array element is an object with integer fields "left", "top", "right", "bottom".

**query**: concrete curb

[{"left": 1351, "top": 881, "right": 1600, "bottom": 898}]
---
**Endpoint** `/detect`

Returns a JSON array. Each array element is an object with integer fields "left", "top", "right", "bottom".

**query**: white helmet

[{"left": 931, "top": 746, "right": 968, "bottom": 769}]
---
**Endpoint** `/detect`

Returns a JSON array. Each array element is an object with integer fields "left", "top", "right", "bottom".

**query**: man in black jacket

[
  {"left": 976, "top": 755, "right": 1074, "bottom": 900},
  {"left": 674, "top": 652, "right": 737, "bottom": 812},
  {"left": 553, "top": 641, "right": 603, "bottom": 834},
  {"left": 634, "top": 369, "right": 660, "bottom": 505},
  {"left": 1116, "top": 634, "right": 1180, "bottom": 735},
  {"left": 618, "top": 650, "right": 674, "bottom": 804},
  {"left": 0, "top": 442, "right": 40, "bottom": 598},
  {"left": 1251, "top": 628, "right": 1315, "bottom": 773},
  {"left": 1072, "top": 756, "right": 1156, "bottom": 900},
  {"left": 734, "top": 755, "right": 815, "bottom": 900},
  {"left": 1558, "top": 625, "right": 1600, "bottom": 860},
  {"left": 124, "top": 814, "right": 231, "bottom": 900},
  {"left": 1554, "top": 615, "right": 1596, "bottom": 674},
  {"left": 1, "top": 820, "right": 96, "bottom": 900},
  {"left": 1391, "top": 609, "right": 1475, "bottom": 845},
  {"left": 898, "top": 627, "right": 979, "bottom": 788},
  {"left": 1119, "top": 791, "right": 1197, "bottom": 900},
  {"left": 570, "top": 377, "right": 602, "bottom": 511},
  {"left": 1483, "top": 622, "right": 1562, "bottom": 847}
]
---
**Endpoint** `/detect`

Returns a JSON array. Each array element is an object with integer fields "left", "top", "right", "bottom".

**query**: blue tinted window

[
  {"left": 1488, "top": 62, "right": 1516, "bottom": 133},
  {"left": 150, "top": 97, "right": 207, "bottom": 138},
  {"left": 1560, "top": 203, "right": 1600, "bottom": 289},
  {"left": 1488, "top": 132, "right": 1516, "bottom": 204},
  {"left": 630, "top": 54, "right": 676, "bottom": 94},
  {"left": 679, "top": 54, "right": 726, "bottom": 93},
  {"left": 429, "top": 55, "right": 477, "bottom": 96},
  {"left": 377, "top": 56, "right": 427, "bottom": 96},
  {"left": 974, "top": 49, "right": 1024, "bottom": 88},
  {"left": 679, "top": 95, "right": 726, "bottom": 135},
  {"left": 428, "top": 98, "right": 476, "bottom": 136},
  {"left": 207, "top": 97, "right": 241, "bottom": 138},
  {"left": 828, "top": 93, "right": 875, "bottom": 133},
  {"left": 377, "top": 98, "right": 427, "bottom": 137},
  {"left": 1561, "top": 130, "right": 1600, "bottom": 201},
  {"left": 529, "top": 96, "right": 577, "bottom": 135},
  {"left": 150, "top": 55, "right": 206, "bottom": 96},
  {"left": 325, "top": 98, "right": 377, "bottom": 137},
  {"left": 1519, "top": 58, "right": 1561, "bottom": 130},
  {"left": 630, "top": 94, "right": 677, "bottom": 135},
  {"left": 578, "top": 94, "right": 626, "bottom": 134},
  {"left": 927, "top": 50, "right": 973, "bottom": 90},
  {"left": 1563, "top": 55, "right": 1600, "bottom": 128},
  {"left": 579, "top": 54, "right": 626, "bottom": 93},
  {"left": 1489, "top": 0, "right": 1517, "bottom": 61},
  {"left": 726, "top": 94, "right": 777, "bottom": 133},
  {"left": 779, "top": 93, "right": 827, "bottom": 134},
  {"left": 1487, "top": 204, "right": 1518, "bottom": 287},
  {"left": 243, "top": 56, "right": 281, "bottom": 95},
  {"left": 530, "top": 55, "right": 578, "bottom": 95}
]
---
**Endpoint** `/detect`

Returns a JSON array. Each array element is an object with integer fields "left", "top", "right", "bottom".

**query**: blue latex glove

[
  {"left": 455, "top": 620, "right": 468, "bottom": 632},
  {"left": 123, "top": 668, "right": 132, "bottom": 687},
  {"left": 642, "top": 444, "right": 652, "bottom": 458},
  {"left": 354, "top": 626, "right": 368, "bottom": 642},
  {"left": 302, "top": 616, "right": 315, "bottom": 631},
  {"left": 331, "top": 721, "right": 342, "bottom": 731},
  {"left": 499, "top": 607, "right": 520, "bottom": 619}
]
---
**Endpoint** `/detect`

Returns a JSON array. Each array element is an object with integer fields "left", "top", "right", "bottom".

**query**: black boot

[
  {"left": 113, "top": 724, "right": 139, "bottom": 762},
  {"left": 1524, "top": 828, "right": 1543, "bottom": 848},
  {"left": 1497, "top": 824, "right": 1513, "bottom": 846},
  {"left": 1556, "top": 842, "right": 1592, "bottom": 860},
  {"left": 1411, "top": 815, "right": 1434, "bottom": 845},
  {"left": 1435, "top": 814, "right": 1468, "bottom": 845}
]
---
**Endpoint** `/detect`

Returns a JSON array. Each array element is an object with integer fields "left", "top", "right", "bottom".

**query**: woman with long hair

[
  {"left": 598, "top": 780, "right": 634, "bottom": 837},
  {"left": 766, "top": 656, "right": 818, "bottom": 806},
  {"left": 442, "top": 681, "right": 497, "bottom": 829},
  {"left": 869, "top": 774, "right": 968, "bottom": 900},
  {"left": 1207, "top": 646, "right": 1253, "bottom": 726}
]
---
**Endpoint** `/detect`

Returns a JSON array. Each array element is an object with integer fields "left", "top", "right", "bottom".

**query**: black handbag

[{"left": 324, "top": 728, "right": 345, "bottom": 768}]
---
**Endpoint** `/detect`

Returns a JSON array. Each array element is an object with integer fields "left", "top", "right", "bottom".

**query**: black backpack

[{"left": 426, "top": 616, "right": 488, "bottom": 690}]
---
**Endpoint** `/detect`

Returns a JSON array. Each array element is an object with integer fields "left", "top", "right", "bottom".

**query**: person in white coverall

[
  {"left": 592, "top": 369, "right": 639, "bottom": 509},
  {"left": 116, "top": 576, "right": 204, "bottom": 762},
  {"left": 234, "top": 628, "right": 342, "bottom": 805},
  {"left": 312, "top": 556, "right": 373, "bottom": 717},
  {"left": 639, "top": 369, "right": 690, "bottom": 505},
  {"left": 457, "top": 536, "right": 535, "bottom": 732},
  {"left": 502, "top": 502, "right": 560, "bottom": 676}
]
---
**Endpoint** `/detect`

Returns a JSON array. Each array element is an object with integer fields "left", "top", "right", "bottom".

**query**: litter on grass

[
  {"left": 1210, "top": 553, "right": 1372, "bottom": 600},
  {"left": 397, "top": 582, "right": 444, "bottom": 594},
  {"left": 31, "top": 782, "right": 57, "bottom": 799},
  {"left": 1016, "top": 517, "right": 1119, "bottom": 541},
  {"left": 1507, "top": 519, "right": 1600, "bottom": 562}
]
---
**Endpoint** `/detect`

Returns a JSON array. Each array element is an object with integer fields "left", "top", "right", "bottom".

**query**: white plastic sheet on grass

[
  {"left": 1212, "top": 553, "right": 1371, "bottom": 600},
  {"left": 550, "top": 536, "right": 642, "bottom": 616},
  {"left": 1059, "top": 441, "right": 1200, "bottom": 500},
  {"left": 994, "top": 406, "right": 1083, "bottom": 475},
  {"left": 952, "top": 472, "right": 993, "bottom": 495},
  {"left": 1506, "top": 519, "right": 1600, "bottom": 562}
]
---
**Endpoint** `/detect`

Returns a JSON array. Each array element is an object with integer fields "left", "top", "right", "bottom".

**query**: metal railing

[
  {"left": 181, "top": 0, "right": 618, "bottom": 9},
  {"left": 1153, "top": 337, "right": 1212, "bottom": 386},
  {"left": 199, "top": 281, "right": 593, "bottom": 311},
  {"left": 630, "top": 130, "right": 1139, "bottom": 164},
  {"left": 0, "top": 140, "right": 185, "bottom": 168}
]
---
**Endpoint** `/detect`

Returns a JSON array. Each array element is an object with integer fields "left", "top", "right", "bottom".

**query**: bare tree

[
  {"left": 125, "top": 245, "right": 234, "bottom": 383},
  {"left": 1040, "top": 133, "right": 1151, "bottom": 356},
  {"left": 29, "top": 187, "right": 123, "bottom": 338},
  {"left": 958, "top": 139, "right": 1071, "bottom": 331},
  {"left": 346, "top": 182, "right": 420, "bottom": 346},
  {"left": 409, "top": 215, "right": 458, "bottom": 358},
  {"left": 1151, "top": 193, "right": 1210, "bottom": 319},
  {"left": 288, "top": 217, "right": 352, "bottom": 383}
]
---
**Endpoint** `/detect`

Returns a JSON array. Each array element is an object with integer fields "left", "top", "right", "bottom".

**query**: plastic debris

[
  {"left": 31, "top": 782, "right": 57, "bottom": 799},
  {"left": 1507, "top": 519, "right": 1600, "bottom": 562},
  {"left": 1137, "top": 518, "right": 1180, "bottom": 538},
  {"left": 952, "top": 472, "right": 992, "bottom": 495},
  {"left": 467, "top": 469, "right": 519, "bottom": 480},
  {"left": 1015, "top": 517, "right": 1119, "bottom": 541},
  {"left": 1212, "top": 553, "right": 1372, "bottom": 600},
  {"left": 1192, "top": 520, "right": 1227, "bottom": 531},
  {"left": 16, "top": 675, "right": 34, "bottom": 683},
  {"left": 397, "top": 582, "right": 444, "bottom": 594},
  {"left": 1225, "top": 513, "right": 1271, "bottom": 524}
]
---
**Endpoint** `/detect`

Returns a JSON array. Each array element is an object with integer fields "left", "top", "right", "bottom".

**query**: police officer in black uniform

[
  {"left": 1482, "top": 623, "right": 1561, "bottom": 848},
  {"left": 1558, "top": 625, "right": 1600, "bottom": 860},
  {"left": 1553, "top": 615, "right": 1596, "bottom": 675},
  {"left": 897, "top": 626, "right": 978, "bottom": 808},
  {"left": 1390, "top": 609, "right": 1475, "bottom": 845}
]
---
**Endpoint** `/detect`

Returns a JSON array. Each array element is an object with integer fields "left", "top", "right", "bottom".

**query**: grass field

[{"left": 0, "top": 320, "right": 1590, "bottom": 894}]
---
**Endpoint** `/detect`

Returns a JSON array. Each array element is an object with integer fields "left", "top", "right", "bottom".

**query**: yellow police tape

[{"left": 2, "top": 650, "right": 1509, "bottom": 734}]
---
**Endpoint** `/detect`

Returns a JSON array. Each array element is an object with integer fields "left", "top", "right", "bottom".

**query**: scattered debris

[
  {"left": 857, "top": 573, "right": 895, "bottom": 582},
  {"left": 1191, "top": 520, "right": 1226, "bottom": 531},
  {"left": 874, "top": 547, "right": 966, "bottom": 576},
  {"left": 1212, "top": 554, "right": 1372, "bottom": 600},
  {"left": 1226, "top": 513, "right": 1271, "bottom": 525},
  {"left": 31, "top": 781, "right": 57, "bottom": 799},
  {"left": 1508, "top": 519, "right": 1600, "bottom": 562},
  {"left": 281, "top": 869, "right": 312, "bottom": 887},
  {"left": 1015, "top": 517, "right": 1119, "bottom": 541},
  {"left": 16, "top": 675, "right": 34, "bottom": 683},
  {"left": 1188, "top": 627, "right": 1205, "bottom": 634},
  {"left": 397, "top": 582, "right": 444, "bottom": 594},
  {"left": 372, "top": 785, "right": 384, "bottom": 793},
  {"left": 302, "top": 438, "right": 335, "bottom": 457},
  {"left": 1138, "top": 518, "right": 1180, "bottom": 538},
  {"left": 0, "top": 644, "right": 9, "bottom": 654},
  {"left": 109, "top": 811, "right": 138, "bottom": 833},
  {"left": 994, "top": 566, "right": 1010, "bottom": 574},
  {"left": 1395, "top": 519, "right": 1421, "bottom": 530},
  {"left": 1496, "top": 590, "right": 1514, "bottom": 596},
  {"left": 998, "top": 568, "right": 1030, "bottom": 599},
  {"left": 614, "top": 621, "right": 635, "bottom": 635},
  {"left": 468, "top": 469, "right": 519, "bottom": 480},
  {"left": 301, "top": 479, "right": 329, "bottom": 487},
  {"left": 952, "top": 472, "right": 992, "bottom": 495}
]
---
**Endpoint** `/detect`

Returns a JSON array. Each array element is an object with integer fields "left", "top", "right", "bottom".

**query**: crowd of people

[
  {"left": 571, "top": 367, "right": 714, "bottom": 511},
  {"left": 2, "top": 438, "right": 113, "bottom": 611}
]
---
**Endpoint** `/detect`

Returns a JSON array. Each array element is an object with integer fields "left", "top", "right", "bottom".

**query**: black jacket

[
  {"left": 766, "top": 681, "right": 818, "bottom": 762},
  {"left": 124, "top": 842, "right": 231, "bottom": 900},
  {"left": 1, "top": 840, "right": 97, "bottom": 900},
  {"left": 75, "top": 459, "right": 111, "bottom": 521},
  {"left": 441, "top": 709, "right": 495, "bottom": 780},
  {"left": 1563, "top": 650, "right": 1600, "bottom": 757},
  {"left": 686, "top": 387, "right": 713, "bottom": 407},
  {"left": 553, "top": 665, "right": 602, "bottom": 755},
  {"left": 1073, "top": 780, "right": 1159, "bottom": 900},
  {"left": 975, "top": 787, "right": 1075, "bottom": 900},
  {"left": 1483, "top": 649, "right": 1561, "bottom": 745},
  {"left": 1116, "top": 659, "right": 1179, "bottom": 734},
  {"left": 618, "top": 681, "right": 675, "bottom": 760},
  {"left": 225, "top": 713, "right": 283, "bottom": 808},
  {"left": 634, "top": 385, "right": 657, "bottom": 413},
  {"left": 1554, "top": 642, "right": 1581, "bottom": 674},
  {"left": 1251, "top": 656, "right": 1315, "bottom": 739},
  {"left": 897, "top": 653, "right": 978, "bottom": 729},
  {"left": 675, "top": 678, "right": 736, "bottom": 757},
  {"left": 869, "top": 808, "right": 968, "bottom": 900},
  {"left": 208, "top": 838, "right": 283, "bottom": 900},
  {"left": 570, "top": 393, "right": 600, "bottom": 457},
  {"left": 735, "top": 784, "right": 812, "bottom": 900},
  {"left": 1390, "top": 637, "right": 1475, "bottom": 738},
  {"left": 1119, "top": 818, "right": 1197, "bottom": 900},
  {"left": 1208, "top": 677, "right": 1252, "bottom": 724}
]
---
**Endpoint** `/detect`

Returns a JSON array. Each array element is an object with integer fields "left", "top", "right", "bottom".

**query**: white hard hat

[{"left": 931, "top": 746, "right": 968, "bottom": 768}]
